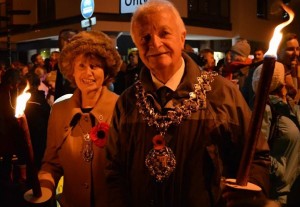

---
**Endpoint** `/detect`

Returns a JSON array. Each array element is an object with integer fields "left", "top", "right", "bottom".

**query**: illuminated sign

[
  {"left": 120, "top": 0, "right": 147, "bottom": 14},
  {"left": 81, "top": 0, "right": 95, "bottom": 19}
]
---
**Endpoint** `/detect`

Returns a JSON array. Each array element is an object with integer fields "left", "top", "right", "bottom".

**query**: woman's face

[
  {"left": 283, "top": 38, "right": 300, "bottom": 68},
  {"left": 73, "top": 54, "right": 105, "bottom": 94}
]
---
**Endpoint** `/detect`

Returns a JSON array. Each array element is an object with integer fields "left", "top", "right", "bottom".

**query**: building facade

[{"left": 0, "top": 0, "right": 298, "bottom": 65}]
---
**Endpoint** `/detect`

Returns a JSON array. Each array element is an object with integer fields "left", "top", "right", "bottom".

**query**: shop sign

[
  {"left": 81, "top": 0, "right": 95, "bottom": 19},
  {"left": 120, "top": 0, "right": 147, "bottom": 14}
]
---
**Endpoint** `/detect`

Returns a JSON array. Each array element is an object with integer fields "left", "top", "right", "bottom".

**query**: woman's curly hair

[{"left": 58, "top": 30, "right": 122, "bottom": 87}]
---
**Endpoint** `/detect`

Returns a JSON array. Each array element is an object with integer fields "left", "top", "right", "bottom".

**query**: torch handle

[
  {"left": 236, "top": 57, "right": 276, "bottom": 186},
  {"left": 18, "top": 115, "right": 42, "bottom": 197}
]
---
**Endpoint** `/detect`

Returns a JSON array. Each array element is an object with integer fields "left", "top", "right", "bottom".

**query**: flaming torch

[
  {"left": 226, "top": 4, "right": 295, "bottom": 190},
  {"left": 16, "top": 82, "right": 52, "bottom": 203},
  {"left": 15, "top": 82, "right": 42, "bottom": 198}
]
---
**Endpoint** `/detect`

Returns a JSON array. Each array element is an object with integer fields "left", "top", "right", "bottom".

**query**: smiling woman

[
  {"left": 72, "top": 54, "right": 106, "bottom": 107},
  {"left": 32, "top": 30, "right": 122, "bottom": 207},
  {"left": 59, "top": 31, "right": 121, "bottom": 89}
]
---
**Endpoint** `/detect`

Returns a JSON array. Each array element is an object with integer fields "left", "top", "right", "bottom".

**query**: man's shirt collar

[{"left": 151, "top": 57, "right": 185, "bottom": 91}]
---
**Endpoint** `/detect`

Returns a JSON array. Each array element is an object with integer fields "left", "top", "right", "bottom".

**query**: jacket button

[
  {"left": 64, "top": 126, "right": 68, "bottom": 131},
  {"left": 84, "top": 116, "right": 89, "bottom": 121}
]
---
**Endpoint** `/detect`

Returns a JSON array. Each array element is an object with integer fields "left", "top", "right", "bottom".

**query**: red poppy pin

[{"left": 89, "top": 122, "right": 109, "bottom": 148}]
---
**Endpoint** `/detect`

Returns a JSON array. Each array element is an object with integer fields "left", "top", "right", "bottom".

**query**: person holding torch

[
  {"left": 32, "top": 30, "right": 122, "bottom": 207},
  {"left": 0, "top": 69, "right": 28, "bottom": 206},
  {"left": 105, "top": 0, "right": 271, "bottom": 206}
]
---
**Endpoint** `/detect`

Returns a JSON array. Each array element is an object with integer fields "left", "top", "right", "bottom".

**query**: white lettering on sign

[
  {"left": 120, "top": 0, "right": 147, "bottom": 14},
  {"left": 83, "top": 7, "right": 93, "bottom": 14}
]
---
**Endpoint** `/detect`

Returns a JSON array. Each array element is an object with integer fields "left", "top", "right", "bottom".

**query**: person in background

[
  {"left": 33, "top": 66, "right": 49, "bottom": 98},
  {"left": 54, "top": 28, "right": 78, "bottom": 101},
  {"left": 222, "top": 39, "right": 252, "bottom": 89},
  {"left": 277, "top": 33, "right": 300, "bottom": 103},
  {"left": 113, "top": 60, "right": 127, "bottom": 95},
  {"left": 0, "top": 69, "right": 28, "bottom": 206},
  {"left": 184, "top": 44, "right": 202, "bottom": 66},
  {"left": 114, "top": 50, "right": 141, "bottom": 95},
  {"left": 184, "top": 43, "right": 195, "bottom": 53},
  {"left": 242, "top": 47, "right": 267, "bottom": 109},
  {"left": 44, "top": 51, "right": 60, "bottom": 73},
  {"left": 217, "top": 49, "right": 231, "bottom": 75},
  {"left": 45, "top": 70, "right": 57, "bottom": 106},
  {"left": 199, "top": 48, "right": 217, "bottom": 72},
  {"left": 252, "top": 61, "right": 300, "bottom": 207},
  {"left": 105, "top": 1, "right": 270, "bottom": 207},
  {"left": 30, "top": 53, "right": 45, "bottom": 70},
  {"left": 11, "top": 61, "right": 22, "bottom": 69},
  {"left": 127, "top": 50, "right": 139, "bottom": 71},
  {"left": 253, "top": 48, "right": 265, "bottom": 63},
  {"left": 20, "top": 64, "right": 29, "bottom": 76},
  {"left": 11, "top": 61, "right": 30, "bottom": 77},
  {"left": 35, "top": 30, "right": 122, "bottom": 207},
  {"left": 124, "top": 51, "right": 141, "bottom": 88},
  {"left": 24, "top": 72, "right": 50, "bottom": 170}
]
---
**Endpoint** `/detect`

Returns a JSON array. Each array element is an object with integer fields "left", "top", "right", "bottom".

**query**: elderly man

[{"left": 106, "top": 0, "right": 270, "bottom": 206}]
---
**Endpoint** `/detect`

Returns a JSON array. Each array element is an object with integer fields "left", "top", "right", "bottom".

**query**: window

[
  {"left": 187, "top": 0, "right": 231, "bottom": 30},
  {"left": 38, "top": 0, "right": 55, "bottom": 22}
]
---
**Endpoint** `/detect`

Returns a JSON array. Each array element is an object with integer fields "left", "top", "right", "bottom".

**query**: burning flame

[
  {"left": 15, "top": 81, "right": 31, "bottom": 118},
  {"left": 265, "top": 3, "right": 294, "bottom": 57}
]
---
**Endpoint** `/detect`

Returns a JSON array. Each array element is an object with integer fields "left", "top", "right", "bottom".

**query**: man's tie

[{"left": 156, "top": 86, "right": 173, "bottom": 107}]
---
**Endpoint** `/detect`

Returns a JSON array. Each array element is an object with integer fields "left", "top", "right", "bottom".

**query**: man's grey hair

[{"left": 130, "top": 0, "right": 186, "bottom": 44}]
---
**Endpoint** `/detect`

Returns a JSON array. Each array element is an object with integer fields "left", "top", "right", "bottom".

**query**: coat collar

[{"left": 64, "top": 86, "right": 118, "bottom": 126}]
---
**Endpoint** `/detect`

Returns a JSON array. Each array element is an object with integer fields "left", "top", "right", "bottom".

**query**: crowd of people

[{"left": 0, "top": 0, "right": 300, "bottom": 206}]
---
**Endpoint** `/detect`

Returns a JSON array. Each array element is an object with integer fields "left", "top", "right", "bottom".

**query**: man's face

[
  {"left": 51, "top": 52, "right": 60, "bottom": 62},
  {"left": 253, "top": 50, "right": 264, "bottom": 63},
  {"left": 129, "top": 53, "right": 138, "bottom": 66},
  {"left": 283, "top": 38, "right": 300, "bottom": 68},
  {"left": 36, "top": 55, "right": 45, "bottom": 66},
  {"left": 131, "top": 9, "right": 186, "bottom": 81},
  {"left": 201, "top": 52, "right": 215, "bottom": 70}
]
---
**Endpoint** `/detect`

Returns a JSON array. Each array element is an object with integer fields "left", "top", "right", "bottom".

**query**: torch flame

[
  {"left": 15, "top": 81, "right": 31, "bottom": 118},
  {"left": 265, "top": 3, "right": 295, "bottom": 58}
]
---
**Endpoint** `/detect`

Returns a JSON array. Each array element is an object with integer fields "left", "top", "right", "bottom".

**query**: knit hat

[
  {"left": 231, "top": 39, "right": 251, "bottom": 57},
  {"left": 252, "top": 61, "right": 285, "bottom": 93},
  {"left": 58, "top": 30, "right": 122, "bottom": 87}
]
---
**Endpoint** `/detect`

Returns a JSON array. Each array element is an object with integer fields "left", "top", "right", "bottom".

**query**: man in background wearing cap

[
  {"left": 222, "top": 39, "right": 252, "bottom": 90},
  {"left": 252, "top": 61, "right": 300, "bottom": 206}
]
